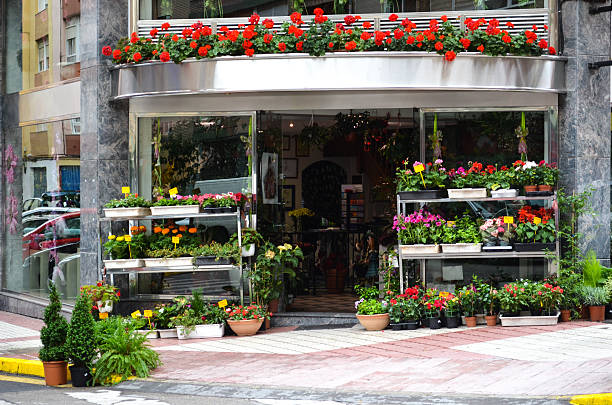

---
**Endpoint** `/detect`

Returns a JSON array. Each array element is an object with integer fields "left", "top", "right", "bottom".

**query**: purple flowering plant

[{"left": 393, "top": 209, "right": 445, "bottom": 245}]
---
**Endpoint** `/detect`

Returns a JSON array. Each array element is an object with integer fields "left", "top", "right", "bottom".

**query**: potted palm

[
  {"left": 66, "top": 292, "right": 96, "bottom": 387},
  {"left": 225, "top": 304, "right": 271, "bottom": 336},
  {"left": 39, "top": 283, "right": 69, "bottom": 386},
  {"left": 103, "top": 193, "right": 151, "bottom": 218}
]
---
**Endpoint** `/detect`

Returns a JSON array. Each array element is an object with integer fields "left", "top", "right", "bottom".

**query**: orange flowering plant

[{"left": 226, "top": 304, "right": 271, "bottom": 320}]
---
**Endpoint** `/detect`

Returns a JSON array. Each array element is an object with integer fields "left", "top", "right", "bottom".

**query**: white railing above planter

[{"left": 136, "top": 8, "right": 551, "bottom": 45}]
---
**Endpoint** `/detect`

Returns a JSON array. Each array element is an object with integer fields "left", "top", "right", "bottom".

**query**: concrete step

[{"left": 271, "top": 312, "right": 359, "bottom": 329}]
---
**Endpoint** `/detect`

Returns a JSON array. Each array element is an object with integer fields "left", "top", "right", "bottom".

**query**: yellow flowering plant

[
  {"left": 103, "top": 232, "right": 147, "bottom": 260},
  {"left": 288, "top": 208, "right": 315, "bottom": 218}
]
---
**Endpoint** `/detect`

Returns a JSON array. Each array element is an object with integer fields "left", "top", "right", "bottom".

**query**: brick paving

[{"left": 0, "top": 310, "right": 610, "bottom": 396}]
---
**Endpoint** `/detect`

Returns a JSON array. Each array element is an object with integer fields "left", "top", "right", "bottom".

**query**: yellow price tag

[
  {"left": 503, "top": 216, "right": 514, "bottom": 224},
  {"left": 143, "top": 310, "right": 153, "bottom": 318},
  {"left": 124, "top": 235, "right": 132, "bottom": 242},
  {"left": 172, "top": 236, "right": 180, "bottom": 244},
  {"left": 99, "top": 312, "right": 109, "bottom": 320},
  {"left": 413, "top": 164, "right": 425, "bottom": 173},
  {"left": 169, "top": 187, "right": 178, "bottom": 197},
  {"left": 122, "top": 186, "right": 131, "bottom": 194},
  {"left": 218, "top": 299, "right": 228, "bottom": 308},
  {"left": 533, "top": 217, "right": 542, "bottom": 225},
  {"left": 446, "top": 221, "right": 456, "bottom": 227},
  {"left": 131, "top": 310, "right": 141, "bottom": 319}
]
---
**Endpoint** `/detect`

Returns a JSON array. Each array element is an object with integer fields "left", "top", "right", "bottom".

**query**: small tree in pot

[
  {"left": 39, "top": 283, "right": 69, "bottom": 386},
  {"left": 67, "top": 292, "right": 97, "bottom": 386}
]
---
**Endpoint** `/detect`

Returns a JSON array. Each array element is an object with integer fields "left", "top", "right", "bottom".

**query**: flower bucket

[
  {"left": 158, "top": 329, "right": 178, "bottom": 339},
  {"left": 400, "top": 244, "right": 440, "bottom": 255},
  {"left": 440, "top": 243, "right": 482, "bottom": 253},
  {"left": 227, "top": 319, "right": 263, "bottom": 336},
  {"left": 500, "top": 311, "right": 559, "bottom": 327},
  {"left": 149, "top": 205, "right": 200, "bottom": 216},
  {"left": 103, "top": 207, "right": 151, "bottom": 218},
  {"left": 464, "top": 316, "right": 477, "bottom": 327},
  {"left": 490, "top": 189, "right": 518, "bottom": 198},
  {"left": 96, "top": 300, "right": 114, "bottom": 313},
  {"left": 144, "top": 257, "right": 194, "bottom": 267},
  {"left": 103, "top": 259, "right": 144, "bottom": 269},
  {"left": 447, "top": 188, "right": 487, "bottom": 199},
  {"left": 135, "top": 329, "right": 159, "bottom": 339},
  {"left": 241, "top": 244, "right": 255, "bottom": 257},
  {"left": 356, "top": 314, "right": 390, "bottom": 331}
]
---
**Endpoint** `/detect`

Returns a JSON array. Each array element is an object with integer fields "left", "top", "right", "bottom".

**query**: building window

[
  {"left": 70, "top": 118, "right": 81, "bottom": 134},
  {"left": 37, "top": 37, "right": 49, "bottom": 72},
  {"left": 65, "top": 16, "right": 80, "bottom": 63},
  {"left": 38, "top": 0, "right": 48, "bottom": 12}
]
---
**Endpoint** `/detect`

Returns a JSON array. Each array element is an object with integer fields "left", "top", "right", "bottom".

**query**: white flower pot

[
  {"left": 490, "top": 189, "right": 518, "bottom": 198},
  {"left": 135, "top": 329, "right": 159, "bottom": 339},
  {"left": 144, "top": 257, "right": 194, "bottom": 268},
  {"left": 242, "top": 244, "right": 255, "bottom": 257},
  {"left": 447, "top": 188, "right": 487, "bottom": 199},
  {"left": 103, "top": 207, "right": 151, "bottom": 218},
  {"left": 103, "top": 259, "right": 144, "bottom": 269},
  {"left": 400, "top": 244, "right": 440, "bottom": 255},
  {"left": 158, "top": 329, "right": 178, "bottom": 339},
  {"left": 176, "top": 324, "right": 225, "bottom": 339},
  {"left": 500, "top": 311, "right": 560, "bottom": 327},
  {"left": 149, "top": 205, "right": 200, "bottom": 216},
  {"left": 440, "top": 243, "right": 482, "bottom": 253},
  {"left": 96, "top": 300, "right": 114, "bottom": 313}
]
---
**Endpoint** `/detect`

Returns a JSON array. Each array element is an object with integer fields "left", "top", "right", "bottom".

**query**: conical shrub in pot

[
  {"left": 39, "top": 283, "right": 69, "bottom": 386},
  {"left": 67, "top": 292, "right": 97, "bottom": 386}
]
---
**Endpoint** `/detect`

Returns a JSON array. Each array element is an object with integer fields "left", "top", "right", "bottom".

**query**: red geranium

[
  {"left": 189, "top": 41, "right": 197, "bottom": 49},
  {"left": 460, "top": 38, "right": 471, "bottom": 49},
  {"left": 198, "top": 46, "right": 208, "bottom": 57},
  {"left": 548, "top": 46, "right": 556, "bottom": 55},
  {"left": 363, "top": 21, "right": 372, "bottom": 29},
  {"left": 161, "top": 22, "right": 170, "bottom": 30},
  {"left": 245, "top": 48, "right": 254, "bottom": 57},
  {"left": 296, "top": 41, "right": 303, "bottom": 51},
  {"left": 159, "top": 51, "right": 170, "bottom": 62},
  {"left": 444, "top": 50, "right": 456, "bottom": 61},
  {"left": 262, "top": 19, "right": 274, "bottom": 29},
  {"left": 290, "top": 12, "right": 302, "bottom": 25},
  {"left": 434, "top": 41, "right": 444, "bottom": 51},
  {"left": 345, "top": 41, "right": 357, "bottom": 51},
  {"left": 477, "top": 44, "right": 484, "bottom": 52},
  {"left": 133, "top": 52, "right": 142, "bottom": 62},
  {"left": 102, "top": 46, "right": 112, "bottom": 56},
  {"left": 249, "top": 13, "right": 260, "bottom": 25},
  {"left": 278, "top": 42, "right": 287, "bottom": 52},
  {"left": 263, "top": 33, "right": 273, "bottom": 44},
  {"left": 171, "top": 34, "right": 179, "bottom": 42},
  {"left": 314, "top": 7, "right": 324, "bottom": 15},
  {"left": 406, "top": 36, "right": 415, "bottom": 45},
  {"left": 112, "top": 49, "right": 121, "bottom": 60},
  {"left": 389, "top": 13, "right": 398, "bottom": 22},
  {"left": 344, "top": 15, "right": 356, "bottom": 25}
]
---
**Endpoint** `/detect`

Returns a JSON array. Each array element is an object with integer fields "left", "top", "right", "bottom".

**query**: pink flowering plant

[
  {"left": 479, "top": 216, "right": 516, "bottom": 246},
  {"left": 393, "top": 210, "right": 445, "bottom": 245},
  {"left": 396, "top": 159, "right": 448, "bottom": 191}
]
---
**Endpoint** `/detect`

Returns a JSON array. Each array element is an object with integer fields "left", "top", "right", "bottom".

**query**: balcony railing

[{"left": 135, "top": 8, "right": 551, "bottom": 45}]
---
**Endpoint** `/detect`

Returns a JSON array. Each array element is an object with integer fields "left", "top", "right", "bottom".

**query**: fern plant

[
  {"left": 93, "top": 318, "right": 161, "bottom": 385},
  {"left": 39, "top": 283, "right": 69, "bottom": 362}
]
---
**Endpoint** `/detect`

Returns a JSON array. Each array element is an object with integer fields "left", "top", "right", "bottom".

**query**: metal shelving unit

[
  {"left": 98, "top": 209, "right": 244, "bottom": 303},
  {"left": 396, "top": 193, "right": 559, "bottom": 292}
]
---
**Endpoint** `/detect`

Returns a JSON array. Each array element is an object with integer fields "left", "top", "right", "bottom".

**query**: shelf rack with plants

[
  {"left": 395, "top": 193, "right": 560, "bottom": 293},
  {"left": 97, "top": 210, "right": 245, "bottom": 304}
]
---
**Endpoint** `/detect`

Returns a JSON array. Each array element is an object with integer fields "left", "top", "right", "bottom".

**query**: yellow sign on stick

[
  {"left": 99, "top": 312, "right": 109, "bottom": 320},
  {"left": 131, "top": 310, "right": 141, "bottom": 319},
  {"left": 503, "top": 216, "right": 513, "bottom": 232},
  {"left": 143, "top": 310, "right": 153, "bottom": 318},
  {"left": 172, "top": 236, "right": 180, "bottom": 250},
  {"left": 169, "top": 187, "right": 178, "bottom": 197},
  {"left": 413, "top": 164, "right": 426, "bottom": 188},
  {"left": 218, "top": 299, "right": 228, "bottom": 308},
  {"left": 122, "top": 186, "right": 131, "bottom": 194},
  {"left": 533, "top": 217, "right": 542, "bottom": 225},
  {"left": 446, "top": 221, "right": 456, "bottom": 227}
]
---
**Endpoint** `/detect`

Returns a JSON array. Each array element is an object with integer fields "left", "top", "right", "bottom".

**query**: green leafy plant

[
  {"left": 104, "top": 194, "right": 151, "bottom": 208},
  {"left": 579, "top": 286, "right": 609, "bottom": 306},
  {"left": 67, "top": 293, "right": 97, "bottom": 370},
  {"left": 582, "top": 250, "right": 605, "bottom": 287},
  {"left": 39, "top": 283, "right": 69, "bottom": 362},
  {"left": 514, "top": 222, "right": 556, "bottom": 244},
  {"left": 92, "top": 318, "right": 161, "bottom": 385},
  {"left": 496, "top": 282, "right": 530, "bottom": 314},
  {"left": 189, "top": 241, "right": 241, "bottom": 263},
  {"left": 144, "top": 246, "right": 192, "bottom": 259},
  {"left": 151, "top": 197, "right": 199, "bottom": 207},
  {"left": 230, "top": 228, "right": 264, "bottom": 248},
  {"left": 396, "top": 160, "right": 448, "bottom": 191},
  {"left": 441, "top": 215, "right": 482, "bottom": 244},
  {"left": 81, "top": 282, "right": 120, "bottom": 304},
  {"left": 354, "top": 284, "right": 380, "bottom": 300},
  {"left": 355, "top": 299, "right": 388, "bottom": 315},
  {"left": 154, "top": 301, "right": 181, "bottom": 330}
]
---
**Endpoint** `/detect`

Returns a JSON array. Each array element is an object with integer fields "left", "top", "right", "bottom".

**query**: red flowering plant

[
  {"left": 483, "top": 164, "right": 520, "bottom": 191},
  {"left": 497, "top": 282, "right": 530, "bottom": 315},
  {"left": 388, "top": 285, "right": 423, "bottom": 322},
  {"left": 532, "top": 282, "right": 563, "bottom": 315},
  {"left": 422, "top": 288, "right": 447, "bottom": 318},
  {"left": 448, "top": 161, "right": 488, "bottom": 189},
  {"left": 226, "top": 304, "right": 271, "bottom": 321},
  {"left": 515, "top": 205, "right": 556, "bottom": 244},
  {"left": 81, "top": 282, "right": 120, "bottom": 304},
  {"left": 535, "top": 160, "right": 559, "bottom": 187}
]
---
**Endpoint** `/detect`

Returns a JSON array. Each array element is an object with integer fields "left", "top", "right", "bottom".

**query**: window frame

[
  {"left": 65, "top": 16, "right": 80, "bottom": 63},
  {"left": 37, "top": 37, "right": 49, "bottom": 72}
]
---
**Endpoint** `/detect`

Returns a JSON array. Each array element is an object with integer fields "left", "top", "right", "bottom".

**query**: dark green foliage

[
  {"left": 189, "top": 289, "right": 206, "bottom": 317},
  {"left": 93, "top": 317, "right": 161, "bottom": 385},
  {"left": 39, "top": 283, "right": 69, "bottom": 362},
  {"left": 67, "top": 293, "right": 97, "bottom": 368}
]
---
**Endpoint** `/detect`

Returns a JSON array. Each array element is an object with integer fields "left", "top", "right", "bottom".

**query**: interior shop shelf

[
  {"left": 398, "top": 195, "right": 555, "bottom": 204},
  {"left": 99, "top": 212, "right": 239, "bottom": 222},
  {"left": 399, "top": 250, "right": 552, "bottom": 260},
  {"left": 105, "top": 264, "right": 240, "bottom": 274}
]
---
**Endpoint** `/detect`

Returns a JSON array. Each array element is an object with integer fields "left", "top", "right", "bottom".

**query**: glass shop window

[{"left": 138, "top": 0, "right": 289, "bottom": 19}]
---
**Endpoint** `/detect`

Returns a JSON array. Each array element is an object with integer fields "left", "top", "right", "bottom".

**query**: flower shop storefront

[{"left": 108, "top": 46, "right": 564, "bottom": 309}]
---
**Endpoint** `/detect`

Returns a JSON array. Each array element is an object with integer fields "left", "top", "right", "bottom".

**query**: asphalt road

[{"left": 0, "top": 376, "right": 573, "bottom": 405}]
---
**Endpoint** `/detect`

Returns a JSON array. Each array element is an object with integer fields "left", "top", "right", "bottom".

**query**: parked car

[{"left": 22, "top": 211, "right": 80, "bottom": 259}]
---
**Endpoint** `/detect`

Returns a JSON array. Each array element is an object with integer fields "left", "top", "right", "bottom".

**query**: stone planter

[
  {"left": 96, "top": 300, "right": 114, "bottom": 313},
  {"left": 149, "top": 205, "right": 200, "bottom": 216},
  {"left": 400, "top": 244, "right": 440, "bottom": 255},
  {"left": 144, "top": 257, "right": 194, "bottom": 267},
  {"left": 397, "top": 190, "right": 446, "bottom": 200},
  {"left": 177, "top": 324, "right": 225, "bottom": 339},
  {"left": 500, "top": 311, "right": 559, "bottom": 327},
  {"left": 227, "top": 319, "right": 263, "bottom": 336},
  {"left": 103, "top": 259, "right": 144, "bottom": 269},
  {"left": 440, "top": 243, "right": 482, "bottom": 253},
  {"left": 490, "top": 189, "right": 518, "bottom": 198},
  {"left": 103, "top": 207, "right": 151, "bottom": 218},
  {"left": 356, "top": 313, "right": 390, "bottom": 331},
  {"left": 158, "top": 328, "right": 178, "bottom": 339},
  {"left": 447, "top": 188, "right": 487, "bottom": 199}
]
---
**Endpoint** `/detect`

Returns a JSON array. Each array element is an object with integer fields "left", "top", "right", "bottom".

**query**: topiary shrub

[
  {"left": 39, "top": 283, "right": 69, "bottom": 362},
  {"left": 67, "top": 292, "right": 97, "bottom": 369}
]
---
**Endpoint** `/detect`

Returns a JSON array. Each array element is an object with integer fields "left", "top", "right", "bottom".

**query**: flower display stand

[
  {"left": 499, "top": 312, "right": 560, "bottom": 327},
  {"left": 514, "top": 243, "right": 556, "bottom": 252},
  {"left": 103, "top": 207, "right": 151, "bottom": 218}
]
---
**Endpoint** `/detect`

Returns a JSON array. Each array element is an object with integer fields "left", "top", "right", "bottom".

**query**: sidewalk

[{"left": 0, "top": 310, "right": 610, "bottom": 397}]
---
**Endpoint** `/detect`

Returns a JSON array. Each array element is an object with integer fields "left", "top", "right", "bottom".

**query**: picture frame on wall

[
  {"left": 282, "top": 158, "right": 298, "bottom": 179},
  {"left": 296, "top": 138, "right": 310, "bottom": 157},
  {"left": 282, "top": 135, "right": 291, "bottom": 151},
  {"left": 282, "top": 185, "right": 295, "bottom": 211}
]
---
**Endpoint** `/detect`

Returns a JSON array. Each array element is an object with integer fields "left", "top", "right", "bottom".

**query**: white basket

[
  {"left": 500, "top": 311, "right": 560, "bottom": 327},
  {"left": 447, "top": 188, "right": 488, "bottom": 199},
  {"left": 96, "top": 300, "right": 114, "bottom": 313},
  {"left": 158, "top": 329, "right": 178, "bottom": 339},
  {"left": 103, "top": 207, "right": 151, "bottom": 218},
  {"left": 440, "top": 243, "right": 482, "bottom": 253},
  {"left": 177, "top": 324, "right": 225, "bottom": 339},
  {"left": 103, "top": 259, "right": 144, "bottom": 269},
  {"left": 144, "top": 257, "right": 194, "bottom": 267},
  {"left": 242, "top": 244, "right": 255, "bottom": 257},
  {"left": 149, "top": 205, "right": 200, "bottom": 216},
  {"left": 400, "top": 244, "right": 440, "bottom": 255},
  {"left": 490, "top": 189, "right": 518, "bottom": 198}
]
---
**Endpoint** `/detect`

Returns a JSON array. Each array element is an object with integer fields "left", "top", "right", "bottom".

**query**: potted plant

[
  {"left": 103, "top": 193, "right": 151, "bottom": 218},
  {"left": 442, "top": 293, "right": 461, "bottom": 328},
  {"left": 396, "top": 159, "right": 448, "bottom": 200},
  {"left": 536, "top": 161, "right": 558, "bottom": 193},
  {"left": 440, "top": 215, "right": 482, "bottom": 253},
  {"left": 231, "top": 228, "right": 264, "bottom": 257},
  {"left": 580, "top": 286, "right": 608, "bottom": 322},
  {"left": 388, "top": 287, "right": 422, "bottom": 331},
  {"left": 144, "top": 246, "right": 195, "bottom": 267},
  {"left": 393, "top": 210, "right": 444, "bottom": 255},
  {"left": 66, "top": 292, "right": 96, "bottom": 387},
  {"left": 514, "top": 221, "right": 556, "bottom": 252},
  {"left": 422, "top": 288, "right": 444, "bottom": 329},
  {"left": 81, "top": 282, "right": 120, "bottom": 313},
  {"left": 487, "top": 165, "right": 520, "bottom": 198},
  {"left": 150, "top": 195, "right": 200, "bottom": 216},
  {"left": 482, "top": 283, "right": 499, "bottom": 326},
  {"left": 480, "top": 217, "right": 516, "bottom": 250},
  {"left": 103, "top": 230, "right": 147, "bottom": 269},
  {"left": 497, "top": 283, "right": 524, "bottom": 317},
  {"left": 155, "top": 300, "right": 182, "bottom": 338},
  {"left": 225, "top": 304, "right": 271, "bottom": 336},
  {"left": 458, "top": 285, "right": 478, "bottom": 327},
  {"left": 498, "top": 281, "right": 561, "bottom": 326},
  {"left": 514, "top": 160, "right": 539, "bottom": 194},
  {"left": 131, "top": 311, "right": 160, "bottom": 339},
  {"left": 355, "top": 298, "right": 390, "bottom": 331},
  {"left": 39, "top": 283, "right": 69, "bottom": 386},
  {"left": 447, "top": 162, "right": 487, "bottom": 198},
  {"left": 192, "top": 241, "right": 241, "bottom": 266}
]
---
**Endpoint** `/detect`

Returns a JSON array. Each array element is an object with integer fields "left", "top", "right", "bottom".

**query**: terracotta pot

[
  {"left": 485, "top": 315, "right": 497, "bottom": 326},
  {"left": 356, "top": 313, "right": 390, "bottom": 331},
  {"left": 227, "top": 319, "right": 264, "bottom": 336},
  {"left": 538, "top": 185, "right": 553, "bottom": 192},
  {"left": 43, "top": 361, "right": 67, "bottom": 386},
  {"left": 265, "top": 318, "right": 271, "bottom": 330},
  {"left": 268, "top": 299, "right": 279, "bottom": 313},
  {"left": 589, "top": 305, "right": 605, "bottom": 322},
  {"left": 465, "top": 316, "right": 477, "bottom": 327},
  {"left": 523, "top": 185, "right": 538, "bottom": 193},
  {"left": 560, "top": 309, "right": 571, "bottom": 322},
  {"left": 580, "top": 306, "right": 590, "bottom": 319}
]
